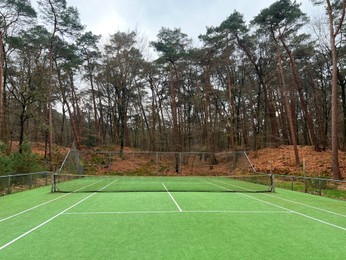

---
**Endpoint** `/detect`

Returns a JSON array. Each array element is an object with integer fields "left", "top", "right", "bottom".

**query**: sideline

[
  {"left": 213, "top": 179, "right": 346, "bottom": 217},
  {"left": 204, "top": 180, "right": 346, "bottom": 232},
  {"left": 0, "top": 179, "right": 104, "bottom": 223},
  {"left": 0, "top": 180, "right": 118, "bottom": 251}
]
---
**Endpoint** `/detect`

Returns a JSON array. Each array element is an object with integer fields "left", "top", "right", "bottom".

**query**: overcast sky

[{"left": 63, "top": 0, "right": 321, "bottom": 44}]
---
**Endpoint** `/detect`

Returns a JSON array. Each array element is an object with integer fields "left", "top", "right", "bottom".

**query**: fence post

[
  {"left": 303, "top": 158, "right": 307, "bottom": 193},
  {"left": 227, "top": 152, "right": 231, "bottom": 175},
  {"left": 155, "top": 153, "right": 158, "bottom": 175},
  {"left": 233, "top": 152, "right": 236, "bottom": 175},
  {"left": 202, "top": 152, "right": 205, "bottom": 168},
  {"left": 7, "top": 175, "right": 11, "bottom": 194},
  {"left": 291, "top": 177, "right": 294, "bottom": 190},
  {"left": 29, "top": 173, "right": 33, "bottom": 189},
  {"left": 319, "top": 180, "right": 322, "bottom": 196},
  {"left": 270, "top": 174, "right": 276, "bottom": 192}
]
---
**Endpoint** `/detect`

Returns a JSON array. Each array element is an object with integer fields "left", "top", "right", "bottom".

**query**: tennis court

[{"left": 0, "top": 175, "right": 345, "bottom": 259}]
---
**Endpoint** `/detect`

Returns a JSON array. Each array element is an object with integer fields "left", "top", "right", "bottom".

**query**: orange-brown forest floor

[{"left": 248, "top": 145, "right": 346, "bottom": 178}]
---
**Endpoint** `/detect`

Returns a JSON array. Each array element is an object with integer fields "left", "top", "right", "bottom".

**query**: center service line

[{"left": 162, "top": 183, "right": 183, "bottom": 212}]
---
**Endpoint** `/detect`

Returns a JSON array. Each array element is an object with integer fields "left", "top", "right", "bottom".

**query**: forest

[{"left": 0, "top": 0, "right": 345, "bottom": 179}]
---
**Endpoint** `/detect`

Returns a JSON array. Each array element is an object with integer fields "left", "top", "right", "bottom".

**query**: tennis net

[{"left": 52, "top": 173, "right": 274, "bottom": 193}]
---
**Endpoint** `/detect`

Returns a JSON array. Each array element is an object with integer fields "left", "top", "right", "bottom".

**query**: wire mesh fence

[
  {"left": 82, "top": 151, "right": 255, "bottom": 176},
  {"left": 1, "top": 149, "right": 344, "bottom": 199},
  {"left": 274, "top": 174, "right": 346, "bottom": 199},
  {"left": 0, "top": 172, "right": 50, "bottom": 195}
]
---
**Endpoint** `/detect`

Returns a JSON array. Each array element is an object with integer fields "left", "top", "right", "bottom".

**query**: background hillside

[{"left": 249, "top": 145, "right": 346, "bottom": 178}]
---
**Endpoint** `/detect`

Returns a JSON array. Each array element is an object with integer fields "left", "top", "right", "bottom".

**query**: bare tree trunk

[
  {"left": 18, "top": 103, "right": 29, "bottom": 154},
  {"left": 149, "top": 76, "right": 157, "bottom": 151},
  {"left": 226, "top": 64, "right": 235, "bottom": 150},
  {"left": 56, "top": 68, "right": 81, "bottom": 150},
  {"left": 204, "top": 65, "right": 217, "bottom": 168},
  {"left": 341, "top": 81, "right": 346, "bottom": 150},
  {"left": 326, "top": 0, "right": 344, "bottom": 179},
  {"left": 48, "top": 44, "right": 54, "bottom": 169},
  {"left": 0, "top": 31, "right": 3, "bottom": 144},
  {"left": 279, "top": 34, "right": 321, "bottom": 152},
  {"left": 169, "top": 64, "right": 180, "bottom": 172},
  {"left": 0, "top": 31, "right": 9, "bottom": 151},
  {"left": 274, "top": 37, "right": 300, "bottom": 166},
  {"left": 137, "top": 82, "right": 151, "bottom": 150},
  {"left": 263, "top": 83, "right": 280, "bottom": 146},
  {"left": 69, "top": 73, "right": 83, "bottom": 149},
  {"left": 89, "top": 68, "right": 101, "bottom": 143},
  {"left": 97, "top": 82, "right": 105, "bottom": 143},
  {"left": 233, "top": 33, "right": 280, "bottom": 146}
]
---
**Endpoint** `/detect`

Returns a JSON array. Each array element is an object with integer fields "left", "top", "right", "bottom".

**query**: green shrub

[
  {"left": 0, "top": 142, "right": 44, "bottom": 175},
  {"left": 0, "top": 155, "right": 14, "bottom": 175},
  {"left": 0, "top": 142, "right": 12, "bottom": 175},
  {"left": 12, "top": 143, "right": 42, "bottom": 173},
  {"left": 11, "top": 152, "right": 40, "bottom": 173},
  {"left": 0, "top": 142, "right": 7, "bottom": 155}
]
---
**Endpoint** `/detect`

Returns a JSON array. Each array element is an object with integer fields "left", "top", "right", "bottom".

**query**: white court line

[
  {"left": 162, "top": 183, "right": 182, "bottom": 212},
  {"left": 0, "top": 193, "right": 71, "bottom": 223},
  {"left": 63, "top": 210, "right": 291, "bottom": 215},
  {"left": 0, "top": 179, "right": 105, "bottom": 223},
  {"left": 0, "top": 180, "right": 118, "bottom": 251},
  {"left": 263, "top": 193, "right": 346, "bottom": 218},
  {"left": 204, "top": 180, "right": 346, "bottom": 232},
  {"left": 213, "top": 179, "right": 346, "bottom": 218}
]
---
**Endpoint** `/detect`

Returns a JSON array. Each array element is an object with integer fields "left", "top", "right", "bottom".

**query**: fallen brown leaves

[{"left": 249, "top": 145, "right": 346, "bottom": 178}]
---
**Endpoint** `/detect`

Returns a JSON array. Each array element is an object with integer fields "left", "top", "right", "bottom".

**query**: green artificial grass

[{"left": 0, "top": 182, "right": 345, "bottom": 259}]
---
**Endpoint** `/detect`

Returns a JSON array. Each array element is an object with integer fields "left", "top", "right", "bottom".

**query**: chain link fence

[{"left": 0, "top": 172, "right": 50, "bottom": 195}]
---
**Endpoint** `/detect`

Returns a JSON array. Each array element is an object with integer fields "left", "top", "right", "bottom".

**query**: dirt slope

[{"left": 248, "top": 145, "right": 346, "bottom": 178}]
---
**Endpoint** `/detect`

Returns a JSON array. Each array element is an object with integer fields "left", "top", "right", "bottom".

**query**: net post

[{"left": 51, "top": 173, "right": 57, "bottom": 193}]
